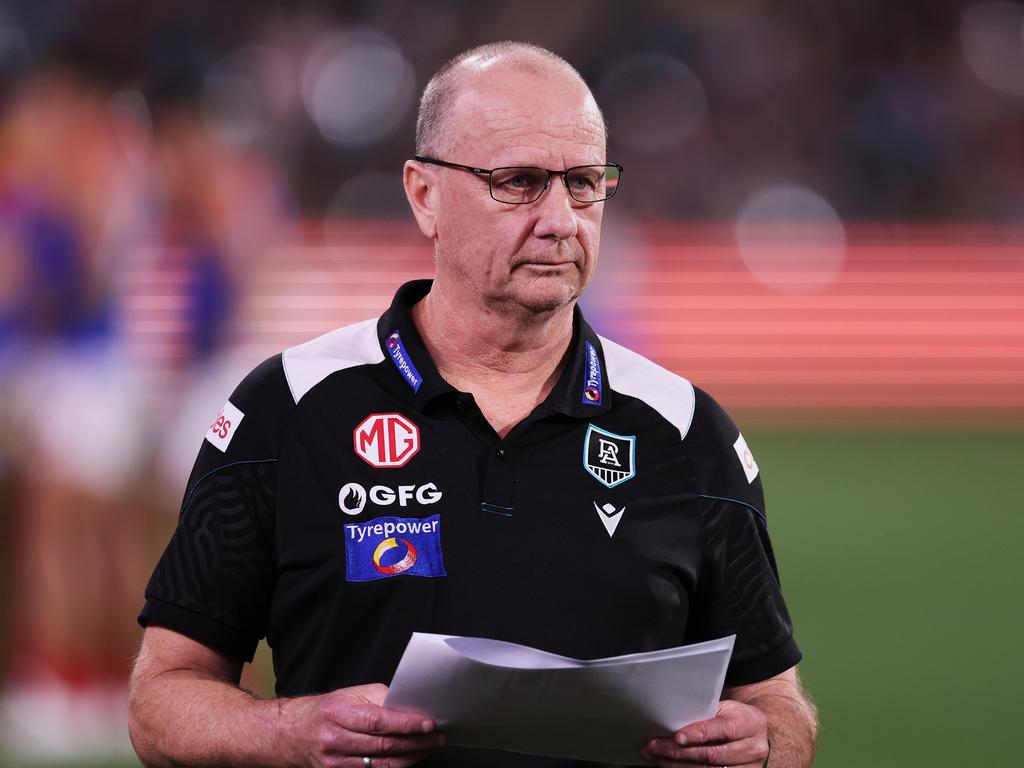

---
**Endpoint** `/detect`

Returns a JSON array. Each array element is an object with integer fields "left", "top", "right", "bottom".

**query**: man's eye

[
  {"left": 494, "top": 170, "right": 544, "bottom": 189},
  {"left": 569, "top": 172, "right": 601, "bottom": 190}
]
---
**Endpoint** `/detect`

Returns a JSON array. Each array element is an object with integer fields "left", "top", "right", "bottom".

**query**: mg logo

[{"left": 353, "top": 413, "right": 420, "bottom": 468}]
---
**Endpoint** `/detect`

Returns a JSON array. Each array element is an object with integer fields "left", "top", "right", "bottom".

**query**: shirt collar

[
  {"left": 376, "top": 279, "right": 612, "bottom": 418},
  {"left": 376, "top": 280, "right": 454, "bottom": 409}
]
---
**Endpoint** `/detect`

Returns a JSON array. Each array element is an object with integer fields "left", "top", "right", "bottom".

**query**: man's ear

[{"left": 403, "top": 160, "right": 438, "bottom": 240}]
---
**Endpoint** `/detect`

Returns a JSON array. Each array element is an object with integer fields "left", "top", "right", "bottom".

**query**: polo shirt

[{"left": 140, "top": 278, "right": 801, "bottom": 753}]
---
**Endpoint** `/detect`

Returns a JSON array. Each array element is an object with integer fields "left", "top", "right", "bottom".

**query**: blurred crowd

[{"left": 0, "top": 0, "right": 1022, "bottom": 760}]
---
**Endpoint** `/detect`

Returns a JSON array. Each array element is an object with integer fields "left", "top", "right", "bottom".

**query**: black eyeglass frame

[{"left": 412, "top": 155, "right": 623, "bottom": 204}]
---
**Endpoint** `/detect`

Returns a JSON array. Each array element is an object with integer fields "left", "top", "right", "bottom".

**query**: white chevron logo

[{"left": 594, "top": 501, "right": 625, "bottom": 537}]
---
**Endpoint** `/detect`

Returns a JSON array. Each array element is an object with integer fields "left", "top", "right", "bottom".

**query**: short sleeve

[
  {"left": 683, "top": 388, "right": 802, "bottom": 686},
  {"left": 138, "top": 355, "right": 294, "bottom": 661}
]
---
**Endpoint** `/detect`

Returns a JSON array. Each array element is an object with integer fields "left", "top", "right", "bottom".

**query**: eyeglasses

[{"left": 412, "top": 155, "right": 623, "bottom": 205}]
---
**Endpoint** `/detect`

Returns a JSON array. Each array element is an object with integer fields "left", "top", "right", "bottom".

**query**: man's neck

[{"left": 411, "top": 282, "right": 575, "bottom": 413}]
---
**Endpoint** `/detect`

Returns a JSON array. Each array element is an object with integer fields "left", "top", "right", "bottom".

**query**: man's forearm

[
  {"left": 128, "top": 667, "right": 297, "bottom": 768},
  {"left": 129, "top": 627, "right": 445, "bottom": 768},
  {"left": 738, "top": 686, "right": 818, "bottom": 768}
]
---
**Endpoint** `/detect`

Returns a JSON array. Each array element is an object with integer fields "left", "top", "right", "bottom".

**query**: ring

[{"left": 362, "top": 757, "right": 372, "bottom": 768}]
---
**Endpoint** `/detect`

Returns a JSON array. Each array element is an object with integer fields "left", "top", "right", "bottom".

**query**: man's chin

[{"left": 507, "top": 280, "right": 580, "bottom": 315}]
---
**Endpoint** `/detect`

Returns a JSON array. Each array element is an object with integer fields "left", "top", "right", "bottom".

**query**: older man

[{"left": 130, "top": 42, "right": 817, "bottom": 768}]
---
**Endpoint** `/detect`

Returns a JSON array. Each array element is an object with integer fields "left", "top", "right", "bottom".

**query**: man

[{"left": 129, "top": 42, "right": 818, "bottom": 768}]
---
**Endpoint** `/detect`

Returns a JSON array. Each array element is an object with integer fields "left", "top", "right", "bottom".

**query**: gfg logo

[
  {"left": 353, "top": 413, "right": 420, "bottom": 468},
  {"left": 338, "top": 482, "right": 443, "bottom": 515}
]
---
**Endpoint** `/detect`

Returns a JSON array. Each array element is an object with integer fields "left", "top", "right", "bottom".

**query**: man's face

[{"left": 431, "top": 67, "right": 607, "bottom": 316}]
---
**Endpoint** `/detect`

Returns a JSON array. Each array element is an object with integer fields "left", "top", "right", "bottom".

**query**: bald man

[{"left": 129, "top": 43, "right": 817, "bottom": 768}]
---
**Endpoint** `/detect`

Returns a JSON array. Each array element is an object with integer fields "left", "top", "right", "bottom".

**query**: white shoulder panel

[
  {"left": 282, "top": 317, "right": 384, "bottom": 404},
  {"left": 599, "top": 335, "right": 696, "bottom": 440}
]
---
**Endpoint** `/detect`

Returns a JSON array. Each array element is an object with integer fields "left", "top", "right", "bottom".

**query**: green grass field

[
  {"left": 751, "top": 429, "right": 1022, "bottom": 767},
  {"left": 2, "top": 429, "right": 1019, "bottom": 767}
]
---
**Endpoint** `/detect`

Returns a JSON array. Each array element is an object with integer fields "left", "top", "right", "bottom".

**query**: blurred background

[{"left": 0, "top": 0, "right": 1022, "bottom": 766}]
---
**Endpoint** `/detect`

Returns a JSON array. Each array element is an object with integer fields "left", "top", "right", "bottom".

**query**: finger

[
  {"left": 674, "top": 735, "right": 768, "bottom": 766},
  {"left": 331, "top": 702, "right": 436, "bottom": 736},
  {"left": 646, "top": 734, "right": 768, "bottom": 766},
  {"left": 641, "top": 743, "right": 716, "bottom": 768},
  {"left": 641, "top": 748, "right": 761, "bottom": 768},
  {"left": 338, "top": 752, "right": 439, "bottom": 768},
  {"left": 642, "top": 761, "right": 760, "bottom": 768},
  {"left": 332, "top": 730, "right": 447, "bottom": 756},
  {"left": 674, "top": 706, "right": 762, "bottom": 746}
]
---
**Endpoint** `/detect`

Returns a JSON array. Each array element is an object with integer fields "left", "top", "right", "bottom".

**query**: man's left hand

[{"left": 641, "top": 699, "right": 769, "bottom": 768}]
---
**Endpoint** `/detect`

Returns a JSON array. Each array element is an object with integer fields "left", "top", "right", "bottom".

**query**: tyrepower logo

[{"left": 353, "top": 413, "right": 420, "bottom": 468}]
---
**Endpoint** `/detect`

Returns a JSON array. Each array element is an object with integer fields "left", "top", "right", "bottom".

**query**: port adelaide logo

[{"left": 583, "top": 424, "right": 636, "bottom": 488}]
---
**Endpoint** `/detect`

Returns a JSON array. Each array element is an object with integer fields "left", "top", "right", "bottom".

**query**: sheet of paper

[{"left": 384, "top": 633, "right": 735, "bottom": 765}]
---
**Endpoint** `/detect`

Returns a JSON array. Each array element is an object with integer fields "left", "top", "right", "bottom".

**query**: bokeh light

[
  {"left": 734, "top": 184, "right": 846, "bottom": 294},
  {"left": 201, "top": 46, "right": 295, "bottom": 145},
  {"left": 598, "top": 52, "right": 708, "bottom": 154},
  {"left": 301, "top": 27, "right": 415, "bottom": 147},
  {"left": 961, "top": 1, "right": 1024, "bottom": 97}
]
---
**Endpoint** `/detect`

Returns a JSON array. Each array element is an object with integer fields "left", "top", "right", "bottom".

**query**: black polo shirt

[{"left": 141, "top": 279, "right": 800, "bottom": 751}]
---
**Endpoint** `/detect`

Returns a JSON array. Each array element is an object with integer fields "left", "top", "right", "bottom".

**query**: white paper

[{"left": 384, "top": 633, "right": 735, "bottom": 765}]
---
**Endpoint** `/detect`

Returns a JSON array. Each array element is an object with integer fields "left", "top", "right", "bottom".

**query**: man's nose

[{"left": 532, "top": 175, "right": 578, "bottom": 240}]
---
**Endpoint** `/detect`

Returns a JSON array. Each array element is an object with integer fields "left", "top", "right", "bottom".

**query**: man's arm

[
  {"left": 722, "top": 667, "right": 818, "bottom": 767},
  {"left": 129, "top": 626, "right": 446, "bottom": 768},
  {"left": 641, "top": 666, "right": 817, "bottom": 768}
]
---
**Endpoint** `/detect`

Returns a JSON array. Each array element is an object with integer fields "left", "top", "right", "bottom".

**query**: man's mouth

[{"left": 515, "top": 259, "right": 576, "bottom": 269}]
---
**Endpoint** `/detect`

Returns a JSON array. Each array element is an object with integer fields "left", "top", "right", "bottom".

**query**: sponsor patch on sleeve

[
  {"left": 344, "top": 514, "right": 446, "bottom": 582},
  {"left": 205, "top": 400, "right": 245, "bottom": 453},
  {"left": 732, "top": 432, "right": 759, "bottom": 484}
]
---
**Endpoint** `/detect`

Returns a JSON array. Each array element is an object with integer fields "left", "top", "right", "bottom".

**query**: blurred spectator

[
  {"left": 0, "top": 66, "right": 150, "bottom": 758},
  {"left": 0, "top": 43, "right": 293, "bottom": 753}
]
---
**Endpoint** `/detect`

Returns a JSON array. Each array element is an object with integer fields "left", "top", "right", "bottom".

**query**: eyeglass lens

[{"left": 489, "top": 165, "right": 620, "bottom": 204}]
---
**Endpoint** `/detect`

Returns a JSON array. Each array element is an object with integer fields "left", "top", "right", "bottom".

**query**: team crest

[{"left": 583, "top": 424, "right": 636, "bottom": 488}]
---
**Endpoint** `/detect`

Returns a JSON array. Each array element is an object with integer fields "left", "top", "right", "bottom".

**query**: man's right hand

[
  {"left": 280, "top": 683, "right": 446, "bottom": 768},
  {"left": 129, "top": 627, "right": 444, "bottom": 768}
]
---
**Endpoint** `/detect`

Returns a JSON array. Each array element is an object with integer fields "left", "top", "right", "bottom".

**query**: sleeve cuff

[
  {"left": 138, "top": 598, "right": 259, "bottom": 662},
  {"left": 724, "top": 636, "right": 802, "bottom": 686}
]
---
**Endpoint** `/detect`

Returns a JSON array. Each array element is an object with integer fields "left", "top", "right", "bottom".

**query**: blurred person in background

[
  {"left": 0, "top": 36, "right": 292, "bottom": 754},
  {"left": 129, "top": 42, "right": 817, "bottom": 768},
  {"left": 142, "top": 50, "right": 296, "bottom": 702},
  {"left": 0, "top": 62, "right": 151, "bottom": 758},
  {"left": 143, "top": 58, "right": 294, "bottom": 491}
]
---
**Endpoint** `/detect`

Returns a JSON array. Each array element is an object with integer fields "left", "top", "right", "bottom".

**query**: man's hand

[
  {"left": 129, "top": 627, "right": 445, "bottom": 768},
  {"left": 641, "top": 700, "right": 768, "bottom": 768},
  {"left": 281, "top": 683, "right": 446, "bottom": 768},
  {"left": 639, "top": 667, "right": 817, "bottom": 768}
]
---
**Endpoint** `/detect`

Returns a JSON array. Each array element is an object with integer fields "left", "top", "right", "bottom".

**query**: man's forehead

[
  {"left": 476, "top": 112, "right": 605, "bottom": 147},
  {"left": 450, "top": 74, "right": 606, "bottom": 154}
]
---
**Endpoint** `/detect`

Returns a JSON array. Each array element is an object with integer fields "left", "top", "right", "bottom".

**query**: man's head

[{"left": 404, "top": 42, "right": 610, "bottom": 318}]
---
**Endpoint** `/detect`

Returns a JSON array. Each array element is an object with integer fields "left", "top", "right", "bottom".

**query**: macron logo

[{"left": 594, "top": 501, "right": 625, "bottom": 537}]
